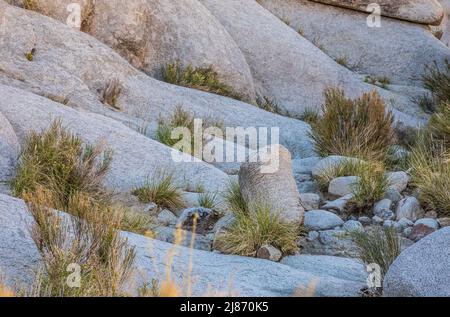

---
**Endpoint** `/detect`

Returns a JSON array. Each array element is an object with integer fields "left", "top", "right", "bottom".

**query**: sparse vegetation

[
  {"left": 351, "top": 227, "right": 401, "bottom": 280},
  {"left": 297, "top": 108, "right": 320, "bottom": 125},
  {"left": 336, "top": 55, "right": 348, "bottom": 67},
  {"left": 349, "top": 163, "right": 389, "bottom": 214},
  {"left": 217, "top": 183, "right": 299, "bottom": 257},
  {"left": 422, "top": 61, "right": 450, "bottom": 107},
  {"left": 25, "top": 188, "right": 136, "bottom": 297},
  {"left": 23, "top": 0, "right": 37, "bottom": 10},
  {"left": 364, "top": 76, "right": 391, "bottom": 89},
  {"left": 315, "top": 158, "right": 366, "bottom": 191},
  {"left": 161, "top": 61, "right": 241, "bottom": 100},
  {"left": 311, "top": 88, "right": 395, "bottom": 162},
  {"left": 409, "top": 133, "right": 450, "bottom": 216},
  {"left": 25, "top": 48, "right": 35, "bottom": 62},
  {"left": 198, "top": 192, "right": 219, "bottom": 210},
  {"left": 132, "top": 171, "right": 186, "bottom": 211},
  {"left": 101, "top": 78, "right": 123, "bottom": 110},
  {"left": 12, "top": 120, "right": 112, "bottom": 211},
  {"left": 256, "top": 96, "right": 282, "bottom": 114}
]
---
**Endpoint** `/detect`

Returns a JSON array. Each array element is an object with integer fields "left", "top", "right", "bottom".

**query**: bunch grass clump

[
  {"left": 162, "top": 61, "right": 241, "bottom": 100},
  {"left": 26, "top": 188, "right": 136, "bottom": 297},
  {"left": 198, "top": 192, "right": 219, "bottom": 210},
  {"left": 216, "top": 183, "right": 299, "bottom": 257},
  {"left": 409, "top": 133, "right": 450, "bottom": 216},
  {"left": 351, "top": 227, "right": 401, "bottom": 279},
  {"left": 12, "top": 120, "right": 112, "bottom": 211},
  {"left": 311, "top": 88, "right": 395, "bottom": 162},
  {"left": 132, "top": 171, "right": 186, "bottom": 211},
  {"left": 422, "top": 61, "right": 450, "bottom": 107}
]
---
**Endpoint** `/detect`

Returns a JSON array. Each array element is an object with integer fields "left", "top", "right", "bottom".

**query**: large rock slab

[
  {"left": 239, "top": 145, "right": 304, "bottom": 223},
  {"left": 383, "top": 227, "right": 450, "bottom": 296},
  {"left": 0, "top": 112, "right": 20, "bottom": 181},
  {"left": 0, "top": 194, "right": 366, "bottom": 296},
  {"left": 0, "top": 84, "right": 229, "bottom": 193},
  {"left": 311, "top": 0, "right": 444, "bottom": 25},
  {"left": 258, "top": 0, "right": 450, "bottom": 87},
  {"left": 200, "top": 0, "right": 428, "bottom": 128},
  {"left": 0, "top": 0, "right": 314, "bottom": 158}
]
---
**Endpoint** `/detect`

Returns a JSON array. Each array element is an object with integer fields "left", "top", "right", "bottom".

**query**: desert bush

[
  {"left": 223, "top": 182, "right": 248, "bottom": 214},
  {"left": 198, "top": 192, "right": 219, "bottom": 210},
  {"left": 409, "top": 133, "right": 450, "bottom": 216},
  {"left": 351, "top": 227, "right": 401, "bottom": 280},
  {"left": 25, "top": 189, "right": 135, "bottom": 297},
  {"left": 428, "top": 102, "right": 450, "bottom": 147},
  {"left": 216, "top": 204, "right": 299, "bottom": 257},
  {"left": 12, "top": 120, "right": 112, "bottom": 210},
  {"left": 349, "top": 163, "right": 389, "bottom": 214},
  {"left": 132, "top": 171, "right": 185, "bottom": 211},
  {"left": 297, "top": 108, "right": 320, "bottom": 125},
  {"left": 311, "top": 88, "right": 395, "bottom": 162},
  {"left": 161, "top": 61, "right": 241, "bottom": 100},
  {"left": 100, "top": 78, "right": 123, "bottom": 110},
  {"left": 422, "top": 61, "right": 450, "bottom": 107},
  {"left": 256, "top": 96, "right": 282, "bottom": 114}
]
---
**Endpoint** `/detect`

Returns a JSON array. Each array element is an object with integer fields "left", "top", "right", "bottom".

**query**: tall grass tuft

[
  {"left": 351, "top": 227, "right": 401, "bottom": 279},
  {"left": 12, "top": 120, "right": 112, "bottom": 211},
  {"left": 161, "top": 61, "right": 241, "bottom": 100},
  {"left": 25, "top": 188, "right": 136, "bottom": 297},
  {"left": 132, "top": 171, "right": 186, "bottom": 211},
  {"left": 422, "top": 61, "right": 450, "bottom": 107},
  {"left": 311, "top": 88, "right": 395, "bottom": 162}
]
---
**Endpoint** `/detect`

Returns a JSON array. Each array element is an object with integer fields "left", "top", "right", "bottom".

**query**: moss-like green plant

[
  {"left": 161, "top": 61, "right": 241, "bottom": 100},
  {"left": 311, "top": 88, "right": 395, "bottom": 162}
]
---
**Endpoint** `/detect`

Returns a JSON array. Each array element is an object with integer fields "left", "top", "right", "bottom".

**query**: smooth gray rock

[
  {"left": 281, "top": 255, "right": 367, "bottom": 284},
  {"left": 372, "top": 216, "right": 384, "bottom": 225},
  {"left": 212, "top": 214, "right": 236, "bottom": 234},
  {"left": 0, "top": 112, "right": 20, "bottom": 181},
  {"left": 200, "top": 0, "right": 423, "bottom": 128},
  {"left": 358, "top": 216, "right": 372, "bottom": 226},
  {"left": 343, "top": 220, "right": 364, "bottom": 233},
  {"left": 239, "top": 145, "right": 304, "bottom": 223},
  {"left": 0, "top": 1, "right": 314, "bottom": 158},
  {"left": 387, "top": 171, "right": 410, "bottom": 193},
  {"left": 257, "top": 245, "right": 282, "bottom": 262},
  {"left": 296, "top": 181, "right": 320, "bottom": 194},
  {"left": 300, "top": 193, "right": 321, "bottom": 211},
  {"left": 305, "top": 210, "right": 344, "bottom": 231},
  {"left": 311, "top": 0, "right": 445, "bottom": 25},
  {"left": 0, "top": 84, "right": 230, "bottom": 194},
  {"left": 373, "top": 199, "right": 393, "bottom": 217},
  {"left": 384, "top": 188, "right": 403, "bottom": 204},
  {"left": 396, "top": 197, "right": 424, "bottom": 221},
  {"left": 328, "top": 176, "right": 359, "bottom": 197},
  {"left": 153, "top": 226, "right": 213, "bottom": 251},
  {"left": 398, "top": 218, "right": 414, "bottom": 229},
  {"left": 321, "top": 194, "right": 354, "bottom": 214},
  {"left": 6, "top": 0, "right": 257, "bottom": 103},
  {"left": 0, "top": 193, "right": 365, "bottom": 296},
  {"left": 292, "top": 157, "right": 321, "bottom": 174},
  {"left": 383, "top": 228, "right": 450, "bottom": 297},
  {"left": 156, "top": 209, "right": 178, "bottom": 227},
  {"left": 299, "top": 229, "right": 359, "bottom": 258},
  {"left": 415, "top": 218, "right": 440, "bottom": 230}
]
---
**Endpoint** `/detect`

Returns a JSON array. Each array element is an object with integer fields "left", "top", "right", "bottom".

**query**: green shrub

[
  {"left": 351, "top": 227, "right": 401, "bottom": 280},
  {"left": 314, "top": 158, "right": 367, "bottom": 191},
  {"left": 223, "top": 182, "right": 248, "bottom": 214},
  {"left": 216, "top": 204, "right": 299, "bottom": 257},
  {"left": 311, "top": 88, "right": 395, "bottom": 162},
  {"left": 428, "top": 102, "right": 450, "bottom": 147},
  {"left": 409, "top": 133, "right": 450, "bottom": 216},
  {"left": 132, "top": 171, "right": 186, "bottom": 211},
  {"left": 198, "top": 192, "right": 219, "bottom": 210},
  {"left": 12, "top": 120, "right": 112, "bottom": 210},
  {"left": 161, "top": 61, "right": 241, "bottom": 100}
]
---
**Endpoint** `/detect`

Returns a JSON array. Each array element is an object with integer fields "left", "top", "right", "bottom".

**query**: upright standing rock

[
  {"left": 239, "top": 145, "right": 304, "bottom": 223},
  {"left": 0, "top": 112, "right": 20, "bottom": 182}
]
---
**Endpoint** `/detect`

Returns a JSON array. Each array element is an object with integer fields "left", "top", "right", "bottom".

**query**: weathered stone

[
  {"left": 384, "top": 188, "right": 403, "bottom": 204},
  {"left": 0, "top": 193, "right": 366, "bottom": 296},
  {"left": 0, "top": 112, "right": 20, "bottom": 181},
  {"left": 415, "top": 218, "right": 440, "bottom": 230},
  {"left": 372, "top": 216, "right": 384, "bottom": 225},
  {"left": 438, "top": 217, "right": 450, "bottom": 227},
  {"left": 384, "top": 228, "right": 450, "bottom": 297},
  {"left": 409, "top": 224, "right": 437, "bottom": 241},
  {"left": 358, "top": 216, "right": 372, "bottom": 226},
  {"left": 156, "top": 209, "right": 178, "bottom": 227},
  {"left": 373, "top": 199, "right": 393, "bottom": 217},
  {"left": 328, "top": 176, "right": 359, "bottom": 197},
  {"left": 321, "top": 194, "right": 353, "bottom": 214},
  {"left": 177, "top": 207, "right": 220, "bottom": 234},
  {"left": 343, "top": 220, "right": 364, "bottom": 233},
  {"left": 299, "top": 229, "right": 359, "bottom": 258},
  {"left": 257, "top": 245, "right": 282, "bottom": 262},
  {"left": 239, "top": 145, "right": 304, "bottom": 223},
  {"left": 153, "top": 226, "right": 213, "bottom": 251},
  {"left": 396, "top": 197, "right": 424, "bottom": 221},
  {"left": 292, "top": 157, "right": 321, "bottom": 174},
  {"left": 300, "top": 193, "right": 321, "bottom": 211},
  {"left": 386, "top": 171, "right": 410, "bottom": 193},
  {"left": 310, "top": 0, "right": 445, "bottom": 25},
  {"left": 304, "top": 210, "right": 344, "bottom": 231},
  {"left": 397, "top": 218, "right": 414, "bottom": 230}
]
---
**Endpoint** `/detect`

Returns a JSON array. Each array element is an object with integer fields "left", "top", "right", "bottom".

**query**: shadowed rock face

[{"left": 311, "top": 0, "right": 444, "bottom": 25}]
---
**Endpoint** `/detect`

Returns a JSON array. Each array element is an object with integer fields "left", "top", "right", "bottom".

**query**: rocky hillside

[{"left": 0, "top": 0, "right": 449, "bottom": 297}]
